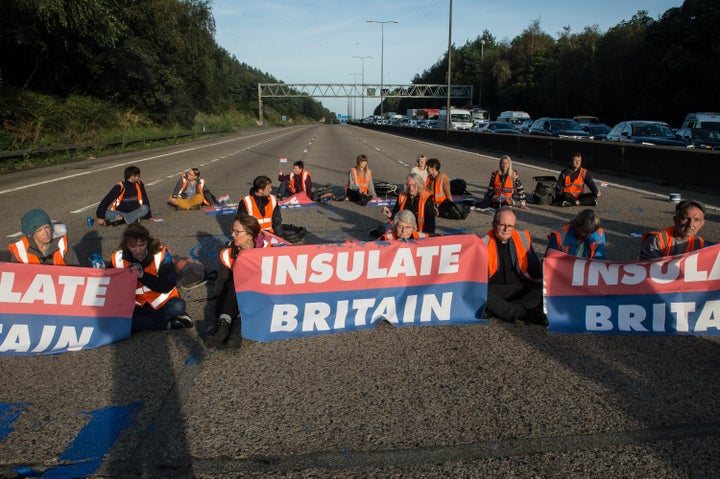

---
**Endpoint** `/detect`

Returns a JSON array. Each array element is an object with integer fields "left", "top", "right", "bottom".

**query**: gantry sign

[{"left": 257, "top": 83, "right": 473, "bottom": 124}]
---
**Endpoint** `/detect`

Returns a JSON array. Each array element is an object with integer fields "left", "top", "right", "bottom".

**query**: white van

[
  {"left": 681, "top": 112, "right": 720, "bottom": 131},
  {"left": 437, "top": 108, "right": 473, "bottom": 130},
  {"left": 497, "top": 111, "right": 531, "bottom": 127}
]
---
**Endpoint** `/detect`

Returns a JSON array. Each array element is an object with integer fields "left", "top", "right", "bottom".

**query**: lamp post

[
  {"left": 479, "top": 39, "right": 485, "bottom": 108},
  {"left": 367, "top": 20, "right": 398, "bottom": 118},
  {"left": 349, "top": 73, "right": 360, "bottom": 120},
  {"left": 445, "top": 0, "right": 452, "bottom": 130},
  {"left": 352, "top": 55, "right": 372, "bottom": 120}
]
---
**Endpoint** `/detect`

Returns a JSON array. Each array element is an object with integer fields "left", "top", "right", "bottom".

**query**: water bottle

[
  {"left": 87, "top": 216, "right": 94, "bottom": 226},
  {"left": 322, "top": 195, "right": 328, "bottom": 205},
  {"left": 89, "top": 253, "right": 104, "bottom": 269}
]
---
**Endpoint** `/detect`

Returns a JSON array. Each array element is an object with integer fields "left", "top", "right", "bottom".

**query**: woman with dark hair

[
  {"left": 205, "top": 213, "right": 271, "bottom": 349},
  {"left": 111, "top": 223, "right": 192, "bottom": 331}
]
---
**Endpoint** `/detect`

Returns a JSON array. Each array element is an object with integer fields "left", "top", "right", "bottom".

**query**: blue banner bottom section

[
  {"left": 546, "top": 291, "right": 720, "bottom": 335},
  {"left": 0, "top": 314, "right": 132, "bottom": 356},
  {"left": 237, "top": 282, "right": 488, "bottom": 341}
]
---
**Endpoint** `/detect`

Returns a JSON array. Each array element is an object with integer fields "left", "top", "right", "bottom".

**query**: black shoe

[
  {"left": 168, "top": 314, "right": 193, "bottom": 329},
  {"left": 221, "top": 316, "right": 243, "bottom": 349},
  {"left": 106, "top": 217, "right": 126, "bottom": 227},
  {"left": 204, "top": 316, "right": 231, "bottom": 347}
]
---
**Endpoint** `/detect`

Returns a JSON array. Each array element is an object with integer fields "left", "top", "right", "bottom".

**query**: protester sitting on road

[
  {"left": 346, "top": 154, "right": 376, "bottom": 205},
  {"left": 546, "top": 209, "right": 605, "bottom": 259},
  {"left": 205, "top": 214, "right": 271, "bottom": 349},
  {"left": 381, "top": 173, "right": 436, "bottom": 234},
  {"left": 475, "top": 155, "right": 527, "bottom": 209},
  {"left": 380, "top": 210, "right": 428, "bottom": 241},
  {"left": 237, "top": 175, "right": 284, "bottom": 236},
  {"left": 639, "top": 199, "right": 709, "bottom": 259},
  {"left": 554, "top": 153, "right": 600, "bottom": 207},
  {"left": 482, "top": 207, "right": 545, "bottom": 324},
  {"left": 410, "top": 154, "right": 428, "bottom": 183},
  {"left": 425, "top": 157, "right": 456, "bottom": 217},
  {"left": 168, "top": 167, "right": 218, "bottom": 210},
  {"left": 111, "top": 223, "right": 192, "bottom": 332},
  {"left": 278, "top": 160, "right": 312, "bottom": 199},
  {"left": 96, "top": 165, "right": 153, "bottom": 226},
  {"left": 8, "top": 208, "right": 78, "bottom": 265}
]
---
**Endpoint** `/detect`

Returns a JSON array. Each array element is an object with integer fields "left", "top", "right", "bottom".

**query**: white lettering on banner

[
  {"left": 260, "top": 244, "right": 462, "bottom": 285},
  {"left": 585, "top": 300, "right": 720, "bottom": 333},
  {"left": 0, "top": 273, "right": 110, "bottom": 307},
  {"left": 269, "top": 292, "right": 454, "bottom": 333},
  {"left": 0, "top": 324, "right": 94, "bottom": 353},
  {"left": 571, "top": 251, "right": 720, "bottom": 287}
]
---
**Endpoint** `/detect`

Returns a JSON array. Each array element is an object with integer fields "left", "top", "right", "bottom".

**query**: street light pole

[
  {"left": 479, "top": 39, "right": 485, "bottom": 108},
  {"left": 352, "top": 55, "right": 372, "bottom": 120},
  {"left": 349, "top": 73, "right": 361, "bottom": 120},
  {"left": 367, "top": 20, "right": 398, "bottom": 118},
  {"left": 445, "top": 0, "right": 452, "bottom": 130}
]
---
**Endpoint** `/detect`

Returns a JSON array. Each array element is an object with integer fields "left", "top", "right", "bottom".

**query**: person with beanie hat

[{"left": 8, "top": 209, "right": 78, "bottom": 265}]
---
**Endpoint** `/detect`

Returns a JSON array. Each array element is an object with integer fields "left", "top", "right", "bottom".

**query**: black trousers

[{"left": 486, "top": 281, "right": 542, "bottom": 322}]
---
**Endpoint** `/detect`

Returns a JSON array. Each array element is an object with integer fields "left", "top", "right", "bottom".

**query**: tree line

[
  {"left": 393, "top": 0, "right": 719, "bottom": 127},
  {"left": 0, "top": 0, "right": 330, "bottom": 128}
]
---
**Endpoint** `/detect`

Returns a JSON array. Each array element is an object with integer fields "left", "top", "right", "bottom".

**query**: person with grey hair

[
  {"left": 8, "top": 208, "right": 78, "bottom": 265},
  {"left": 410, "top": 154, "right": 428, "bottom": 182},
  {"left": 475, "top": 155, "right": 527, "bottom": 209},
  {"left": 639, "top": 200, "right": 709, "bottom": 259},
  {"left": 482, "top": 207, "right": 544, "bottom": 324},
  {"left": 381, "top": 172, "right": 436, "bottom": 234},
  {"left": 546, "top": 209, "right": 606, "bottom": 259},
  {"left": 380, "top": 210, "right": 427, "bottom": 241}
]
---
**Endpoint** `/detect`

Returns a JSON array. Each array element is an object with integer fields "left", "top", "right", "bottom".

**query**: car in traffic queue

[
  {"left": 676, "top": 127, "right": 720, "bottom": 150},
  {"left": 573, "top": 115, "right": 600, "bottom": 125},
  {"left": 581, "top": 123, "right": 611, "bottom": 140},
  {"left": 605, "top": 120, "right": 686, "bottom": 147},
  {"left": 528, "top": 117, "right": 590, "bottom": 139},
  {"left": 473, "top": 121, "right": 521, "bottom": 134}
]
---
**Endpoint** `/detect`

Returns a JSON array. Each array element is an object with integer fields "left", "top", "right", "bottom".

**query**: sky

[{"left": 211, "top": 0, "right": 683, "bottom": 118}]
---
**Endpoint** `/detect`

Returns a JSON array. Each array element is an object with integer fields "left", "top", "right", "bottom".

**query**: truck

[
  {"left": 407, "top": 108, "right": 440, "bottom": 120},
  {"left": 436, "top": 108, "right": 474, "bottom": 130},
  {"left": 496, "top": 111, "right": 531, "bottom": 127},
  {"left": 469, "top": 108, "right": 489, "bottom": 128}
]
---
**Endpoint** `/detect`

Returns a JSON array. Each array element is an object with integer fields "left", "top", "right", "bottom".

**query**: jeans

[
  {"left": 105, "top": 205, "right": 150, "bottom": 224},
  {"left": 132, "top": 298, "right": 187, "bottom": 331}
]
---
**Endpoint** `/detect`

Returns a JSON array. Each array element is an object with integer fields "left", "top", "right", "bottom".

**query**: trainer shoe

[
  {"left": 221, "top": 316, "right": 243, "bottom": 349},
  {"left": 204, "top": 315, "right": 231, "bottom": 347},
  {"left": 168, "top": 314, "right": 193, "bottom": 329}
]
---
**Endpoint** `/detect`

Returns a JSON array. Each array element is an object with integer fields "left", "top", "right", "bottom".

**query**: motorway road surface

[{"left": 1, "top": 125, "right": 719, "bottom": 478}]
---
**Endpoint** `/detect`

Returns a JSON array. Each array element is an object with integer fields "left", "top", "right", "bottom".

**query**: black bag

[
  {"left": 374, "top": 181, "right": 399, "bottom": 197},
  {"left": 450, "top": 178, "right": 469, "bottom": 196},
  {"left": 282, "top": 224, "right": 307, "bottom": 244},
  {"left": 311, "top": 184, "right": 335, "bottom": 202},
  {"left": 439, "top": 199, "right": 470, "bottom": 220},
  {"left": 532, "top": 176, "right": 557, "bottom": 205}
]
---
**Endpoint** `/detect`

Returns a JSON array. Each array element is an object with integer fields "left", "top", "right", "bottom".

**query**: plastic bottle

[{"left": 89, "top": 253, "right": 105, "bottom": 269}]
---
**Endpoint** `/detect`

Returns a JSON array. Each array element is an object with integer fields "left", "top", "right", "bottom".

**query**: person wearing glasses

[
  {"left": 481, "top": 207, "right": 545, "bottom": 324},
  {"left": 205, "top": 213, "right": 271, "bottom": 349},
  {"left": 379, "top": 210, "right": 428, "bottom": 241}
]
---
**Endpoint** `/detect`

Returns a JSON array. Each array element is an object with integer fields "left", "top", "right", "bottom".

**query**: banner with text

[
  {"left": 234, "top": 235, "right": 489, "bottom": 341},
  {"left": 544, "top": 246, "right": 720, "bottom": 335},
  {"left": 0, "top": 263, "right": 136, "bottom": 355}
]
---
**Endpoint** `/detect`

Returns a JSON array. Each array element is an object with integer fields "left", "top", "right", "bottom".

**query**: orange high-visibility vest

[
  {"left": 8, "top": 236, "right": 69, "bottom": 265},
  {"left": 483, "top": 229, "right": 533, "bottom": 280},
  {"left": 396, "top": 190, "right": 432, "bottom": 232},
  {"left": 348, "top": 167, "right": 372, "bottom": 194},
  {"left": 241, "top": 195, "right": 278, "bottom": 232},
  {"left": 641, "top": 227, "right": 706, "bottom": 257},
  {"left": 562, "top": 168, "right": 587, "bottom": 198},
  {"left": 112, "top": 247, "right": 180, "bottom": 309},
  {"left": 110, "top": 182, "right": 143, "bottom": 210}
]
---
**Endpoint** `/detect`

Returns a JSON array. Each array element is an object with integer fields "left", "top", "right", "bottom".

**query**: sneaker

[
  {"left": 106, "top": 217, "right": 126, "bottom": 227},
  {"left": 204, "top": 315, "right": 231, "bottom": 347},
  {"left": 221, "top": 316, "right": 243, "bottom": 349},
  {"left": 592, "top": 198, "right": 598, "bottom": 206},
  {"left": 168, "top": 314, "right": 193, "bottom": 329},
  {"left": 561, "top": 201, "right": 572, "bottom": 207},
  {"left": 217, "top": 194, "right": 230, "bottom": 204}
]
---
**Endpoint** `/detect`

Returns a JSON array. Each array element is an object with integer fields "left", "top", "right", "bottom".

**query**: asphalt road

[{"left": 1, "top": 125, "right": 720, "bottom": 478}]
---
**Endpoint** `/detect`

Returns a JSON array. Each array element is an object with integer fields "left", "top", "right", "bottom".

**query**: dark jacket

[{"left": 96, "top": 180, "right": 152, "bottom": 219}]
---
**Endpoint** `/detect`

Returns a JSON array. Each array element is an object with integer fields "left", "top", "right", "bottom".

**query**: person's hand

[
  {"left": 96, "top": 218, "right": 106, "bottom": 226},
  {"left": 278, "top": 167, "right": 283, "bottom": 175},
  {"left": 520, "top": 201, "right": 528, "bottom": 210},
  {"left": 597, "top": 191, "right": 602, "bottom": 198},
  {"left": 129, "top": 263, "right": 144, "bottom": 278}
]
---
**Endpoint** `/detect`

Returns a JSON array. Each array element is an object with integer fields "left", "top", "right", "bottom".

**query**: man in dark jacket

[
  {"left": 237, "top": 176, "right": 284, "bottom": 237},
  {"left": 96, "top": 165, "right": 152, "bottom": 226}
]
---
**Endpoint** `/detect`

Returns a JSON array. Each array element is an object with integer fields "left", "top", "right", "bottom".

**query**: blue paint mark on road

[
  {"left": 0, "top": 402, "right": 29, "bottom": 442},
  {"left": 41, "top": 402, "right": 142, "bottom": 478}
]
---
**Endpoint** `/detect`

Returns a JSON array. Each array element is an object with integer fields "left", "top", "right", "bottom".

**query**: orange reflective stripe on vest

[
  {"left": 492, "top": 171, "right": 514, "bottom": 203},
  {"left": 349, "top": 167, "right": 371, "bottom": 194},
  {"left": 242, "top": 195, "right": 277, "bottom": 232},
  {"left": 111, "top": 182, "right": 143, "bottom": 210},
  {"left": 111, "top": 247, "right": 180, "bottom": 309},
  {"left": 8, "top": 236, "right": 69, "bottom": 265},
  {"left": 483, "top": 229, "right": 532, "bottom": 280}
]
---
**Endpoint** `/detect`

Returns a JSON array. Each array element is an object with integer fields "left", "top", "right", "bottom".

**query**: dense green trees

[
  {"left": 400, "top": 0, "right": 719, "bottom": 127},
  {"left": 0, "top": 0, "right": 330, "bottom": 128}
]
